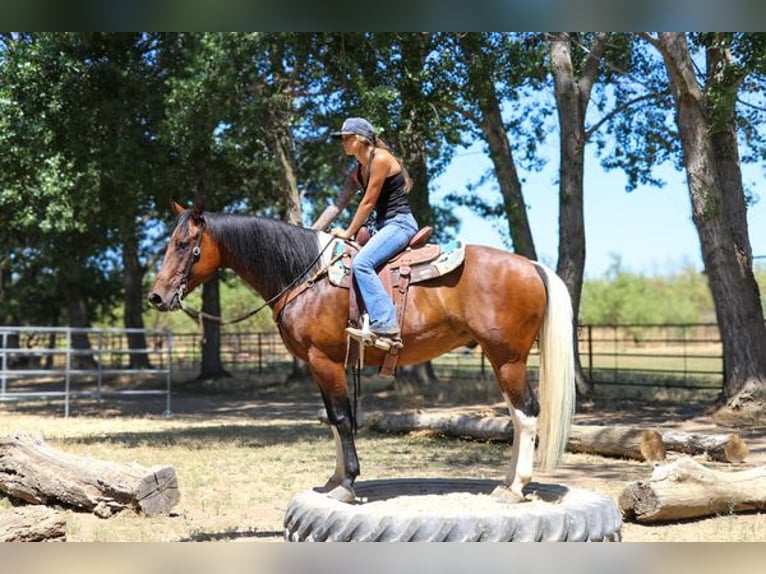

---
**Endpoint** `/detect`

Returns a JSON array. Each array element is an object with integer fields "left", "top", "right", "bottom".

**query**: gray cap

[{"left": 330, "top": 117, "right": 375, "bottom": 140}]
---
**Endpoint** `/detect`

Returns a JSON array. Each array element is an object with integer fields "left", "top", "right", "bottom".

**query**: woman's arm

[
  {"left": 334, "top": 153, "right": 392, "bottom": 238},
  {"left": 311, "top": 170, "right": 360, "bottom": 230}
]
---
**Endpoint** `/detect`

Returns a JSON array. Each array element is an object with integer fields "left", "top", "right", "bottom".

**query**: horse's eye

[{"left": 176, "top": 240, "right": 190, "bottom": 251}]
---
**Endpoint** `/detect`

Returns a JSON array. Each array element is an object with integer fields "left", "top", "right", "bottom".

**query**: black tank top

[{"left": 358, "top": 151, "right": 412, "bottom": 226}]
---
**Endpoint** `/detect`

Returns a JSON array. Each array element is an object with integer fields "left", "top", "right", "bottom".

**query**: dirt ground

[{"left": 2, "top": 375, "right": 766, "bottom": 542}]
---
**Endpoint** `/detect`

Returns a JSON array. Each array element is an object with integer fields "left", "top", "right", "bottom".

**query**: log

[
  {"left": 0, "top": 506, "right": 66, "bottom": 542},
  {"left": 363, "top": 411, "right": 666, "bottom": 463},
  {"left": 0, "top": 433, "right": 179, "bottom": 517},
  {"left": 365, "top": 411, "right": 515, "bottom": 442},
  {"left": 566, "top": 425, "right": 666, "bottom": 463},
  {"left": 659, "top": 430, "right": 748, "bottom": 463},
  {"left": 619, "top": 456, "right": 766, "bottom": 523}
]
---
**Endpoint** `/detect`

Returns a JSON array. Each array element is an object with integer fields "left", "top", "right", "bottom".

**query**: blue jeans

[{"left": 352, "top": 212, "right": 418, "bottom": 334}]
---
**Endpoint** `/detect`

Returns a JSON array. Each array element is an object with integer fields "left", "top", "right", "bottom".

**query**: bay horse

[{"left": 148, "top": 202, "right": 575, "bottom": 503}]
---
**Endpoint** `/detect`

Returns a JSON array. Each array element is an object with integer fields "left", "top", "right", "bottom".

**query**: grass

[{"left": 1, "top": 375, "right": 764, "bottom": 542}]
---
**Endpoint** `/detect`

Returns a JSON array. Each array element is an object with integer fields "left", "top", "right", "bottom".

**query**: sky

[{"left": 432, "top": 140, "right": 766, "bottom": 279}]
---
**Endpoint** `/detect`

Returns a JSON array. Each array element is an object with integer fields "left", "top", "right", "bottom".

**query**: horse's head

[{"left": 148, "top": 201, "right": 222, "bottom": 312}]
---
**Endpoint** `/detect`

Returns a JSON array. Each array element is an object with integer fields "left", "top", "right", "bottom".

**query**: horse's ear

[
  {"left": 191, "top": 197, "right": 205, "bottom": 223},
  {"left": 172, "top": 201, "right": 186, "bottom": 215}
]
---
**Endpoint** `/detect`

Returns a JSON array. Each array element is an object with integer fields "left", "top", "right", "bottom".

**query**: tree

[
  {"left": 548, "top": 32, "right": 612, "bottom": 396},
  {"left": 640, "top": 33, "right": 766, "bottom": 408}
]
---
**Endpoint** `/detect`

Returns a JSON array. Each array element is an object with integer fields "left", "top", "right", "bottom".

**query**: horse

[{"left": 148, "top": 202, "right": 575, "bottom": 503}]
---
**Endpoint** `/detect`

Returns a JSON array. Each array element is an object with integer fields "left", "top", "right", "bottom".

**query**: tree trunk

[
  {"left": 198, "top": 276, "right": 230, "bottom": 380},
  {"left": 460, "top": 33, "right": 536, "bottom": 259},
  {"left": 0, "top": 433, "right": 179, "bottom": 517},
  {"left": 549, "top": 33, "right": 610, "bottom": 397},
  {"left": 655, "top": 33, "right": 766, "bottom": 406},
  {"left": 619, "top": 456, "right": 766, "bottom": 523},
  {"left": 272, "top": 129, "right": 303, "bottom": 226},
  {"left": 122, "top": 234, "right": 151, "bottom": 369},
  {"left": 0, "top": 506, "right": 66, "bottom": 542},
  {"left": 66, "top": 297, "right": 97, "bottom": 370},
  {"left": 394, "top": 362, "right": 439, "bottom": 386}
]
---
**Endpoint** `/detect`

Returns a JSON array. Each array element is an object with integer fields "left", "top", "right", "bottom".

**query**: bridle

[
  {"left": 175, "top": 214, "right": 338, "bottom": 326},
  {"left": 176, "top": 217, "right": 206, "bottom": 303}
]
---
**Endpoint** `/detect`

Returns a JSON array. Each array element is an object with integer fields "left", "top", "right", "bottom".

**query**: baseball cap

[{"left": 330, "top": 117, "right": 376, "bottom": 140}]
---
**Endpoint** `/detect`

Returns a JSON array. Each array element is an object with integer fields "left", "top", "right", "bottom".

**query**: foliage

[
  {"left": 580, "top": 255, "right": 715, "bottom": 324},
  {"left": 1, "top": 32, "right": 763, "bottom": 352}
]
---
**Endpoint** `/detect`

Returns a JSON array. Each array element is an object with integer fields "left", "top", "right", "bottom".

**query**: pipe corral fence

[
  {"left": 1, "top": 323, "right": 727, "bottom": 416},
  {"left": 0, "top": 326, "right": 172, "bottom": 417}
]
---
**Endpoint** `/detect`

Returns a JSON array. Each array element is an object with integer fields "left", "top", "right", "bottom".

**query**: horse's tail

[{"left": 533, "top": 263, "right": 576, "bottom": 472}]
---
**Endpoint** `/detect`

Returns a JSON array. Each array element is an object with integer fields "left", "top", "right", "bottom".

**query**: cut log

[
  {"left": 0, "top": 433, "right": 179, "bottom": 517},
  {"left": 659, "top": 430, "right": 748, "bottom": 463},
  {"left": 363, "top": 411, "right": 666, "bottom": 463},
  {"left": 365, "top": 411, "right": 515, "bottom": 442},
  {"left": 619, "top": 456, "right": 766, "bottom": 523},
  {"left": 0, "top": 506, "right": 66, "bottom": 542},
  {"left": 567, "top": 425, "right": 666, "bottom": 463}
]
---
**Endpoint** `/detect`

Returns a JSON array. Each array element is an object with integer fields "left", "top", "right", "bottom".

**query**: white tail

[{"left": 534, "top": 263, "right": 576, "bottom": 471}]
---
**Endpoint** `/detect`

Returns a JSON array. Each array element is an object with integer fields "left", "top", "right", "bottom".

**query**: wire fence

[
  {"left": 0, "top": 323, "right": 728, "bottom": 416},
  {"left": 169, "top": 323, "right": 725, "bottom": 395}
]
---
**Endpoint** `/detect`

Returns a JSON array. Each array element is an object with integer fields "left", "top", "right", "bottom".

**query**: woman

[{"left": 314, "top": 117, "right": 418, "bottom": 351}]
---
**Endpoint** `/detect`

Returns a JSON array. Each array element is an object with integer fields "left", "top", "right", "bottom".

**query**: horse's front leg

[{"left": 310, "top": 353, "right": 360, "bottom": 504}]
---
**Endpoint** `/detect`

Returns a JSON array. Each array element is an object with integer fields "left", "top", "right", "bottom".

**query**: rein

[{"left": 177, "top": 218, "right": 337, "bottom": 326}]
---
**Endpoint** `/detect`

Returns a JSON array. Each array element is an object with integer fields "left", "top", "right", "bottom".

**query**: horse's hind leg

[
  {"left": 310, "top": 354, "right": 360, "bottom": 503},
  {"left": 492, "top": 360, "right": 540, "bottom": 502}
]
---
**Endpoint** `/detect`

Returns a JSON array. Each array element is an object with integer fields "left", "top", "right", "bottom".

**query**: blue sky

[{"left": 433, "top": 141, "right": 765, "bottom": 279}]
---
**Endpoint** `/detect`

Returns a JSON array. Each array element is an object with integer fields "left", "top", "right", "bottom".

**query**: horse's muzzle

[{"left": 148, "top": 292, "right": 175, "bottom": 312}]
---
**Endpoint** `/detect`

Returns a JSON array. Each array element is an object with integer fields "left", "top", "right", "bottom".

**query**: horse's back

[{"left": 394, "top": 244, "right": 547, "bottom": 363}]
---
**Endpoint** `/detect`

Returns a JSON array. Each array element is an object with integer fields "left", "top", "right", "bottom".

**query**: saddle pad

[{"left": 327, "top": 239, "right": 465, "bottom": 288}]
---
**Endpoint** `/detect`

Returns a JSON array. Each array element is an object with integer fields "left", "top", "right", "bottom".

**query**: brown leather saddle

[
  {"left": 332, "top": 226, "right": 466, "bottom": 376},
  {"left": 272, "top": 226, "right": 466, "bottom": 376}
]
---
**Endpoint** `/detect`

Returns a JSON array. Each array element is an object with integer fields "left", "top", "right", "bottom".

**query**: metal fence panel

[{"left": 0, "top": 326, "right": 173, "bottom": 416}]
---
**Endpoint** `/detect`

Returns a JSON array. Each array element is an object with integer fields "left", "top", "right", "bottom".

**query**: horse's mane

[{"left": 177, "top": 210, "right": 321, "bottom": 299}]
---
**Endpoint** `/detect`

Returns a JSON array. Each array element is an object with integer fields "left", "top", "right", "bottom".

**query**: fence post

[
  {"left": 64, "top": 328, "right": 71, "bottom": 418},
  {"left": 97, "top": 330, "right": 104, "bottom": 398},
  {"left": 587, "top": 324, "right": 593, "bottom": 381},
  {"left": 165, "top": 331, "right": 173, "bottom": 416},
  {"left": 1, "top": 330, "right": 7, "bottom": 398},
  {"left": 258, "top": 332, "right": 263, "bottom": 374}
]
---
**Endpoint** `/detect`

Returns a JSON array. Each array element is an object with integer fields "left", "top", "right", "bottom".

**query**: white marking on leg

[
  {"left": 503, "top": 393, "right": 538, "bottom": 498},
  {"left": 330, "top": 426, "right": 346, "bottom": 483}
]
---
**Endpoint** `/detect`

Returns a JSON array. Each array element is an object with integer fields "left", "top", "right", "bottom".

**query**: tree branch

[
  {"left": 579, "top": 32, "right": 611, "bottom": 99},
  {"left": 584, "top": 92, "right": 666, "bottom": 140}
]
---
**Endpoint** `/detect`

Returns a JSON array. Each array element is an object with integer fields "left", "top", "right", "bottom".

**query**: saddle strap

[{"left": 380, "top": 265, "right": 412, "bottom": 377}]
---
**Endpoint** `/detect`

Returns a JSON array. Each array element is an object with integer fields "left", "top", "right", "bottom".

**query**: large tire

[{"left": 284, "top": 478, "right": 622, "bottom": 542}]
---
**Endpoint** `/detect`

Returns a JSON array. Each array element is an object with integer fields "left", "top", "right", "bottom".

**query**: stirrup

[{"left": 345, "top": 327, "right": 403, "bottom": 352}]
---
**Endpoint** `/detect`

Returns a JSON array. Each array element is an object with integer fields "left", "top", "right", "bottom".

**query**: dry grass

[{"left": 1, "top": 375, "right": 765, "bottom": 542}]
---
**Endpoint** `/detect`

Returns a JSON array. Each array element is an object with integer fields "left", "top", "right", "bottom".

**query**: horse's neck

[{"left": 216, "top": 215, "right": 321, "bottom": 302}]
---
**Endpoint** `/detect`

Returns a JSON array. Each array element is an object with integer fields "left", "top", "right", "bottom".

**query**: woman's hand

[{"left": 330, "top": 227, "right": 351, "bottom": 240}]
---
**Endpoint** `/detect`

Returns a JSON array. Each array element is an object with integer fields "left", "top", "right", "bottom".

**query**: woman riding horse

[{"left": 148, "top": 202, "right": 575, "bottom": 504}]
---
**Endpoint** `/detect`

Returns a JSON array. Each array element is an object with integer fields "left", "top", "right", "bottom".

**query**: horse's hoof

[
  {"left": 317, "top": 477, "right": 342, "bottom": 493},
  {"left": 325, "top": 484, "right": 359, "bottom": 504},
  {"left": 491, "top": 485, "right": 526, "bottom": 503}
]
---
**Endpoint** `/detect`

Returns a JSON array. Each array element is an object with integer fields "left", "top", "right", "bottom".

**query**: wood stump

[
  {"left": 0, "top": 433, "right": 179, "bottom": 517},
  {"left": 619, "top": 456, "right": 766, "bottom": 523},
  {"left": 0, "top": 506, "right": 66, "bottom": 542}
]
